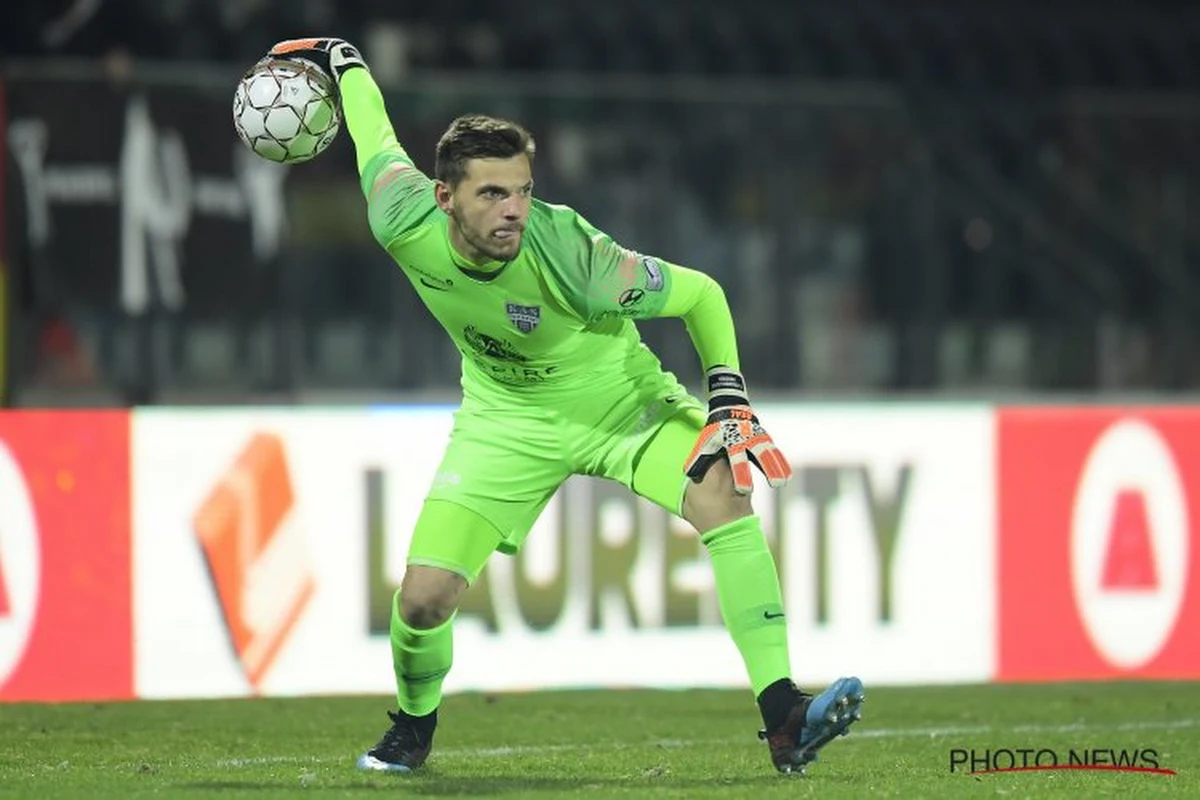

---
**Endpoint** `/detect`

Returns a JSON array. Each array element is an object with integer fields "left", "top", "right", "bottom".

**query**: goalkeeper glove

[
  {"left": 684, "top": 366, "right": 793, "bottom": 495},
  {"left": 265, "top": 37, "right": 368, "bottom": 85}
]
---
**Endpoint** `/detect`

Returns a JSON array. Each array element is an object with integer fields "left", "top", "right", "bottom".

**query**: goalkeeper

[{"left": 264, "top": 38, "right": 864, "bottom": 776}]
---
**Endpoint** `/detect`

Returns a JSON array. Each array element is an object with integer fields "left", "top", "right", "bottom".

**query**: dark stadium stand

[{"left": 3, "top": 1, "right": 1198, "bottom": 399}]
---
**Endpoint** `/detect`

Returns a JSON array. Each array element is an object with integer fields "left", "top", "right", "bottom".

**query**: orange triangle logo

[{"left": 1101, "top": 489, "right": 1159, "bottom": 590}]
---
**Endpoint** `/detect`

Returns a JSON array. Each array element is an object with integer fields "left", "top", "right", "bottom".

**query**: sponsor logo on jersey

[
  {"left": 463, "top": 326, "right": 527, "bottom": 363},
  {"left": 596, "top": 308, "right": 641, "bottom": 320},
  {"left": 505, "top": 303, "right": 541, "bottom": 333},
  {"left": 619, "top": 288, "right": 645, "bottom": 307}
]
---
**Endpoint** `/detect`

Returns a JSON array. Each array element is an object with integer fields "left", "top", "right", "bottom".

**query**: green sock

[
  {"left": 701, "top": 515, "right": 792, "bottom": 696},
  {"left": 389, "top": 590, "right": 455, "bottom": 716}
]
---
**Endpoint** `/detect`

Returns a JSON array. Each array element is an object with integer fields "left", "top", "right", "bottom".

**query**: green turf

[{"left": 1, "top": 682, "right": 1196, "bottom": 798}]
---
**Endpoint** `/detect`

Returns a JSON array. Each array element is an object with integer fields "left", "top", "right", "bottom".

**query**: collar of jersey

[{"left": 445, "top": 225, "right": 511, "bottom": 283}]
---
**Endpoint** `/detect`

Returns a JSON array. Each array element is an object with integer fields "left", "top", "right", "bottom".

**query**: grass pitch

[{"left": 2, "top": 682, "right": 1196, "bottom": 798}]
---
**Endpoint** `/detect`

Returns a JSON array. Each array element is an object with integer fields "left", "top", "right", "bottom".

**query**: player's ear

[{"left": 434, "top": 180, "right": 454, "bottom": 214}]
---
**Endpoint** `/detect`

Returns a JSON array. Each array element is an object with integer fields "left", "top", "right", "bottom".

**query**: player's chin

[{"left": 487, "top": 234, "right": 523, "bottom": 260}]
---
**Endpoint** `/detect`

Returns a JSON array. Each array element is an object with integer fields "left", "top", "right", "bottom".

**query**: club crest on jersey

[{"left": 506, "top": 302, "right": 541, "bottom": 333}]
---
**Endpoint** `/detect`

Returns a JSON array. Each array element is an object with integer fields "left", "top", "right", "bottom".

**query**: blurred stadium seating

[{"left": 2, "top": 1, "right": 1198, "bottom": 403}]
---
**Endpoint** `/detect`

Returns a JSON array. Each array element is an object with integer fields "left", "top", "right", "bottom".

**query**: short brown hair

[{"left": 435, "top": 114, "right": 536, "bottom": 187}]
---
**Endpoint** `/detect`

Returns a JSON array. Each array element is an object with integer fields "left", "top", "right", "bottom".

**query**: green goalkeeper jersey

[{"left": 340, "top": 69, "right": 742, "bottom": 404}]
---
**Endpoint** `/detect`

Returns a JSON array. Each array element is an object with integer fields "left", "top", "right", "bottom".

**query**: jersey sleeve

[
  {"left": 543, "top": 206, "right": 741, "bottom": 371},
  {"left": 657, "top": 262, "right": 741, "bottom": 371},
  {"left": 338, "top": 68, "right": 438, "bottom": 249},
  {"left": 562, "top": 211, "right": 675, "bottom": 321}
]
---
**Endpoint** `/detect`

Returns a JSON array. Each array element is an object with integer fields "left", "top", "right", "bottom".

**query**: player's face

[{"left": 439, "top": 156, "right": 533, "bottom": 264}]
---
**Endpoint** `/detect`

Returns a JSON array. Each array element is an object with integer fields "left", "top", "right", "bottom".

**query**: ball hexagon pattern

[{"left": 233, "top": 58, "right": 340, "bottom": 164}]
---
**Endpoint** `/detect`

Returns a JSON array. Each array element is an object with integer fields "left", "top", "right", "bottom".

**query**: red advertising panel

[
  {"left": 0, "top": 411, "right": 133, "bottom": 701},
  {"left": 998, "top": 407, "right": 1200, "bottom": 680}
]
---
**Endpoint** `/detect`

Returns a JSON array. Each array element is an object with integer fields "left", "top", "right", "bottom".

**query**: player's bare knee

[
  {"left": 398, "top": 565, "right": 466, "bottom": 629},
  {"left": 682, "top": 459, "right": 754, "bottom": 534},
  {"left": 398, "top": 588, "right": 458, "bottom": 629}
]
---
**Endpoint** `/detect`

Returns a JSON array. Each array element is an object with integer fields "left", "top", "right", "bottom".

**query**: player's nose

[{"left": 499, "top": 195, "right": 527, "bottom": 220}]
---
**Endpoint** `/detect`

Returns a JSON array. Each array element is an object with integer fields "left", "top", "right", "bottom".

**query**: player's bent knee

[
  {"left": 682, "top": 459, "right": 753, "bottom": 534},
  {"left": 398, "top": 565, "right": 467, "bottom": 629}
]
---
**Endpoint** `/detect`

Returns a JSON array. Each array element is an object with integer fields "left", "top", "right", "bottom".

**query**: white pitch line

[{"left": 211, "top": 718, "right": 1198, "bottom": 769}]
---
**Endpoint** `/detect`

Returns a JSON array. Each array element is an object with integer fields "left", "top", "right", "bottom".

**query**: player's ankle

[
  {"left": 756, "top": 678, "right": 801, "bottom": 732},
  {"left": 398, "top": 707, "right": 438, "bottom": 738}
]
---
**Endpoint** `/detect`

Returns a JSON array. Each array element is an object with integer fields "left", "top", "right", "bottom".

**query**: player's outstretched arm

[
  {"left": 265, "top": 37, "right": 435, "bottom": 249},
  {"left": 339, "top": 68, "right": 404, "bottom": 179}
]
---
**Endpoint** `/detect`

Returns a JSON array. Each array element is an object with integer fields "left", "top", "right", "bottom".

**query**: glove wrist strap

[
  {"left": 329, "top": 43, "right": 368, "bottom": 83},
  {"left": 704, "top": 366, "right": 749, "bottom": 410}
]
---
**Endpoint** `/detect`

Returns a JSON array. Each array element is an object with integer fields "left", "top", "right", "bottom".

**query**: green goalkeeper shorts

[{"left": 423, "top": 370, "right": 707, "bottom": 556}]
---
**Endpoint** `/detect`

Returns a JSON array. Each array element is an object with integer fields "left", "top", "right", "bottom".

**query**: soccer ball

[{"left": 233, "top": 58, "right": 340, "bottom": 164}]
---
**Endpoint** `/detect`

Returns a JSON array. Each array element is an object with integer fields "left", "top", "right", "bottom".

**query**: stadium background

[{"left": 1, "top": 0, "right": 1198, "bottom": 707}]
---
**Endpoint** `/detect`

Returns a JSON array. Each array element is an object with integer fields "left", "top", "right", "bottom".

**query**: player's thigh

[
  {"left": 629, "top": 404, "right": 709, "bottom": 517},
  {"left": 630, "top": 406, "right": 752, "bottom": 530},
  {"left": 406, "top": 499, "right": 505, "bottom": 586},
  {"left": 424, "top": 408, "right": 569, "bottom": 558}
]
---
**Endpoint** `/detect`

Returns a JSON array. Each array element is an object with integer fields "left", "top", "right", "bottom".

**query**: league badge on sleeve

[{"left": 642, "top": 257, "right": 664, "bottom": 291}]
